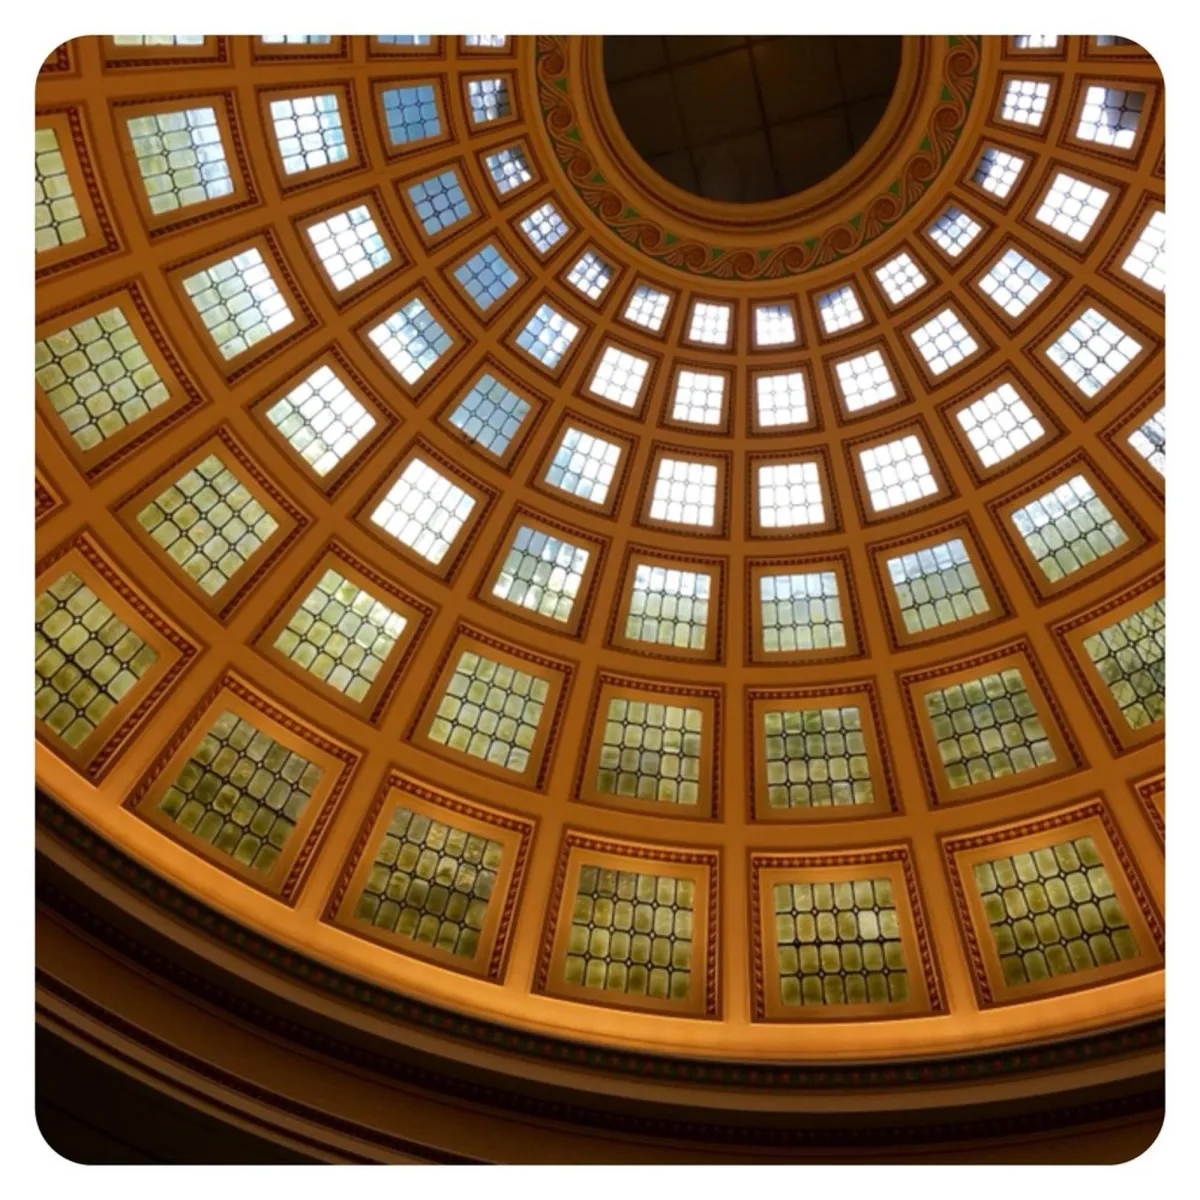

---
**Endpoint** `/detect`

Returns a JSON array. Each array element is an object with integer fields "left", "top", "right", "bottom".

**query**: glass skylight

[
  {"left": 671, "top": 370, "right": 725, "bottom": 426},
  {"left": 835, "top": 350, "right": 897, "bottom": 413},
  {"left": 1035, "top": 172, "right": 1110, "bottom": 242},
  {"left": 909, "top": 308, "right": 978, "bottom": 376},
  {"left": 589, "top": 346, "right": 650, "bottom": 409},
  {"left": 126, "top": 107, "right": 232, "bottom": 214},
  {"left": 368, "top": 298, "right": 452, "bottom": 384},
  {"left": 544, "top": 426, "right": 621, "bottom": 506},
  {"left": 269, "top": 94, "right": 347, "bottom": 175},
  {"left": 956, "top": 383, "right": 1045, "bottom": 469},
  {"left": 182, "top": 248, "right": 294, "bottom": 360},
  {"left": 515, "top": 303, "right": 579, "bottom": 370},
  {"left": 1045, "top": 309, "right": 1142, "bottom": 398},
  {"left": 817, "top": 285, "right": 864, "bottom": 334},
  {"left": 306, "top": 205, "right": 391, "bottom": 291},
  {"left": 755, "top": 373, "right": 809, "bottom": 428},
  {"left": 688, "top": 301, "right": 732, "bottom": 345},
  {"left": 859, "top": 435, "right": 939, "bottom": 512},
  {"left": 649, "top": 458, "right": 718, "bottom": 527},
  {"left": 757, "top": 461, "right": 825, "bottom": 528},
  {"left": 265, "top": 366, "right": 376, "bottom": 476},
  {"left": 369, "top": 458, "right": 475, "bottom": 565}
]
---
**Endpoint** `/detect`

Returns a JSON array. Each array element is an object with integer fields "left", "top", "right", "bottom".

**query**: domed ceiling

[{"left": 36, "top": 33, "right": 1163, "bottom": 1075}]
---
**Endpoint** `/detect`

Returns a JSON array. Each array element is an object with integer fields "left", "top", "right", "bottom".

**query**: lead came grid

[
  {"left": 1076, "top": 85, "right": 1144, "bottom": 149},
  {"left": 567, "top": 251, "right": 613, "bottom": 301},
  {"left": 759, "top": 570, "right": 845, "bottom": 653},
  {"left": 269, "top": 94, "right": 347, "bottom": 175},
  {"left": 407, "top": 170, "right": 471, "bottom": 236},
  {"left": 924, "top": 668, "right": 1055, "bottom": 789},
  {"left": 35, "top": 127, "right": 85, "bottom": 251},
  {"left": 817, "top": 285, "right": 864, "bottom": 333},
  {"left": 649, "top": 458, "right": 718, "bottom": 527},
  {"left": 454, "top": 244, "right": 518, "bottom": 311},
  {"left": 763, "top": 706, "right": 873, "bottom": 810},
  {"left": 381, "top": 85, "right": 441, "bottom": 146},
  {"left": 369, "top": 458, "right": 475, "bottom": 565},
  {"left": 182, "top": 249, "right": 294, "bottom": 360},
  {"left": 671, "top": 370, "right": 725, "bottom": 425},
  {"left": 974, "top": 835, "right": 1137, "bottom": 987},
  {"left": 927, "top": 207, "right": 982, "bottom": 257},
  {"left": 886, "top": 537, "right": 989, "bottom": 634},
  {"left": 1010, "top": 474, "right": 1129, "bottom": 583},
  {"left": 1128, "top": 408, "right": 1165, "bottom": 475},
  {"left": 126, "top": 107, "right": 232, "bottom": 214},
  {"left": 979, "top": 248, "right": 1052, "bottom": 318},
  {"left": 467, "top": 77, "right": 511, "bottom": 124},
  {"left": 625, "top": 284, "right": 670, "bottom": 331},
  {"left": 484, "top": 146, "right": 531, "bottom": 194},
  {"left": 757, "top": 461, "right": 825, "bottom": 528},
  {"left": 493, "top": 525, "right": 589, "bottom": 623},
  {"left": 137, "top": 454, "right": 279, "bottom": 595},
  {"left": 1046, "top": 308, "right": 1142, "bottom": 398},
  {"left": 307, "top": 205, "right": 391, "bottom": 292},
  {"left": 157, "top": 710, "right": 321, "bottom": 875},
  {"left": 1013, "top": 35, "right": 1058, "bottom": 48},
  {"left": 35, "top": 570, "right": 158, "bottom": 748},
  {"left": 874, "top": 252, "right": 927, "bottom": 304},
  {"left": 447, "top": 373, "right": 529, "bottom": 457},
  {"left": 566, "top": 866, "right": 695, "bottom": 1000},
  {"left": 274, "top": 568, "right": 407, "bottom": 702},
  {"left": 688, "top": 301, "right": 731, "bottom": 344},
  {"left": 773, "top": 877, "right": 907, "bottom": 1005},
  {"left": 755, "top": 372, "right": 809, "bottom": 428},
  {"left": 1035, "top": 172, "right": 1109, "bottom": 242},
  {"left": 544, "top": 427, "right": 619, "bottom": 505},
  {"left": 1083, "top": 597, "right": 1165, "bottom": 730},
  {"left": 368, "top": 298, "right": 452, "bottom": 384},
  {"left": 519, "top": 202, "right": 568, "bottom": 254},
  {"left": 595, "top": 698, "right": 703, "bottom": 805},
  {"left": 972, "top": 146, "right": 1025, "bottom": 199},
  {"left": 265, "top": 365, "right": 375, "bottom": 476},
  {"left": 754, "top": 303, "right": 796, "bottom": 345},
  {"left": 1122, "top": 211, "right": 1166, "bottom": 291},
  {"left": 910, "top": 308, "right": 978, "bottom": 376},
  {"left": 956, "top": 382, "right": 1045, "bottom": 468},
  {"left": 355, "top": 805, "right": 501, "bottom": 959},
  {"left": 36, "top": 306, "right": 170, "bottom": 453},
  {"left": 428, "top": 651, "right": 549, "bottom": 773},
  {"left": 1000, "top": 78, "right": 1051, "bottom": 126},
  {"left": 859, "top": 435, "right": 938, "bottom": 511},
  {"left": 835, "top": 350, "right": 896, "bottom": 412},
  {"left": 589, "top": 346, "right": 649, "bottom": 409},
  {"left": 516, "top": 303, "right": 579, "bottom": 369},
  {"left": 625, "top": 564, "right": 710, "bottom": 651}
]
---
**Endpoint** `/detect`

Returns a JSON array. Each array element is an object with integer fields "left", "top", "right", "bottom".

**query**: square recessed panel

[
  {"left": 413, "top": 627, "right": 571, "bottom": 790},
  {"left": 752, "top": 850, "right": 941, "bottom": 1019},
  {"left": 327, "top": 772, "right": 534, "bottom": 980},
  {"left": 902, "top": 642, "right": 1078, "bottom": 806},
  {"left": 1053, "top": 575, "right": 1165, "bottom": 754},
  {"left": 537, "top": 833, "right": 718, "bottom": 1017},
  {"left": 578, "top": 675, "right": 719, "bottom": 819},
  {"left": 609, "top": 549, "right": 723, "bottom": 663},
  {"left": 120, "top": 430, "right": 306, "bottom": 620},
  {"left": 35, "top": 532, "right": 198, "bottom": 780},
  {"left": 259, "top": 548, "right": 431, "bottom": 723},
  {"left": 181, "top": 245, "right": 296, "bottom": 362},
  {"left": 126, "top": 671, "right": 359, "bottom": 901},
  {"left": 942, "top": 801, "right": 1162, "bottom": 1006},
  {"left": 749, "top": 684, "right": 893, "bottom": 821},
  {"left": 643, "top": 452, "right": 724, "bottom": 532}
]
